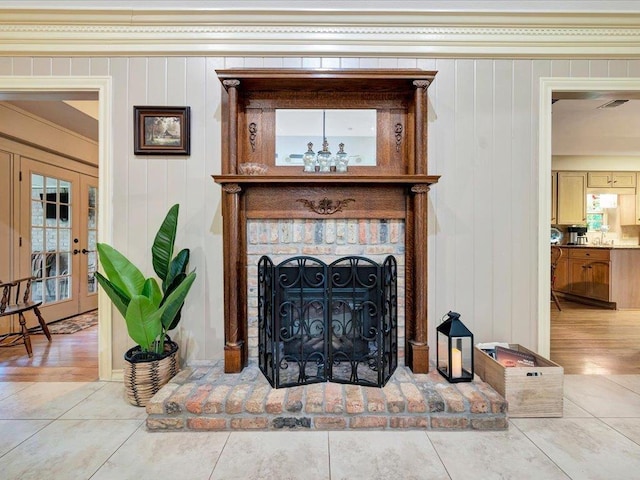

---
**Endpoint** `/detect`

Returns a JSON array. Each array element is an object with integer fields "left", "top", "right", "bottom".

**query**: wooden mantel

[{"left": 212, "top": 68, "right": 439, "bottom": 374}]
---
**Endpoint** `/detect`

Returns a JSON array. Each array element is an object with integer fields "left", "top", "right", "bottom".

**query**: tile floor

[{"left": 0, "top": 375, "right": 639, "bottom": 480}]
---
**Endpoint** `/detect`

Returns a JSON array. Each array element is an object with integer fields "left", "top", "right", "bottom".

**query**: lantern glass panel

[
  {"left": 451, "top": 336, "right": 473, "bottom": 379},
  {"left": 437, "top": 331, "right": 449, "bottom": 375}
]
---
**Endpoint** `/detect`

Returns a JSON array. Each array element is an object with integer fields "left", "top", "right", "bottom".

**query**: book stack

[{"left": 494, "top": 345, "right": 537, "bottom": 368}]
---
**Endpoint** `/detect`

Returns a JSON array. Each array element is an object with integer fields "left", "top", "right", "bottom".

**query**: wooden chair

[
  {"left": 550, "top": 246, "right": 563, "bottom": 311},
  {"left": 0, "top": 276, "right": 52, "bottom": 357}
]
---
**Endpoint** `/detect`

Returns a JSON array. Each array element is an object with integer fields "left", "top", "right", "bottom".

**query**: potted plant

[{"left": 95, "top": 204, "right": 196, "bottom": 406}]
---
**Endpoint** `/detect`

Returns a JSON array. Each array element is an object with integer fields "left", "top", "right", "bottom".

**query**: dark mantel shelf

[{"left": 212, "top": 174, "right": 440, "bottom": 186}]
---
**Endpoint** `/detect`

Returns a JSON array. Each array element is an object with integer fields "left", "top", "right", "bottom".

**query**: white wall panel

[
  {"left": 12, "top": 58, "right": 31, "bottom": 75},
  {"left": 145, "top": 57, "right": 171, "bottom": 247},
  {"left": 4, "top": 53, "right": 639, "bottom": 373},
  {"left": 453, "top": 59, "right": 476, "bottom": 327},
  {"left": 511, "top": 60, "right": 535, "bottom": 345},
  {"left": 429, "top": 58, "right": 456, "bottom": 343},
  {"left": 182, "top": 56, "right": 208, "bottom": 361},
  {"left": 629, "top": 60, "right": 640, "bottom": 77},
  {"left": 90, "top": 58, "right": 110, "bottom": 76},
  {"left": 32, "top": 58, "right": 51, "bottom": 75},
  {"left": 491, "top": 60, "right": 515, "bottom": 342},
  {"left": 0, "top": 58, "right": 10, "bottom": 75},
  {"left": 203, "top": 56, "right": 225, "bottom": 360},
  {"left": 550, "top": 60, "right": 570, "bottom": 78},
  {"left": 608, "top": 60, "right": 629, "bottom": 77},
  {"left": 570, "top": 59, "right": 590, "bottom": 77},
  {"left": 472, "top": 60, "right": 495, "bottom": 342},
  {"left": 590, "top": 60, "right": 609, "bottom": 77},
  {"left": 70, "top": 57, "right": 90, "bottom": 76}
]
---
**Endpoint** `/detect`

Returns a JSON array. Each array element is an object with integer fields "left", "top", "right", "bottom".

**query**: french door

[{"left": 19, "top": 158, "right": 98, "bottom": 323}]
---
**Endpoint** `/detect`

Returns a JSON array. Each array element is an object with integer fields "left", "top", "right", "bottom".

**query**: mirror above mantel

[{"left": 275, "top": 109, "right": 377, "bottom": 167}]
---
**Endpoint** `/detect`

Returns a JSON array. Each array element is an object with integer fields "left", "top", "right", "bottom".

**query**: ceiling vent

[{"left": 597, "top": 99, "right": 629, "bottom": 109}]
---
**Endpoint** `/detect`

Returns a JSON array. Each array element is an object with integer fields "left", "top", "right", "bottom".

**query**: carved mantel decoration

[
  {"left": 248, "top": 122, "right": 257, "bottom": 152},
  {"left": 213, "top": 68, "right": 439, "bottom": 374},
  {"left": 296, "top": 197, "right": 355, "bottom": 215}
]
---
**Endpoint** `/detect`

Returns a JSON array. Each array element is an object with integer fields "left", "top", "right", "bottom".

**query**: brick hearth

[{"left": 145, "top": 363, "right": 508, "bottom": 431}]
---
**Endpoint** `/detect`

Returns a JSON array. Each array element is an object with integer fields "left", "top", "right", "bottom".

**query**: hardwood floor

[
  {"left": 0, "top": 323, "right": 98, "bottom": 381},
  {"left": 551, "top": 300, "right": 640, "bottom": 374}
]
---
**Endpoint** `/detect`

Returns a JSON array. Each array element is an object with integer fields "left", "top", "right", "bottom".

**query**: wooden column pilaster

[
  {"left": 222, "top": 79, "right": 240, "bottom": 174},
  {"left": 413, "top": 79, "right": 430, "bottom": 175},
  {"left": 221, "top": 183, "right": 247, "bottom": 373},
  {"left": 407, "top": 184, "right": 430, "bottom": 373}
]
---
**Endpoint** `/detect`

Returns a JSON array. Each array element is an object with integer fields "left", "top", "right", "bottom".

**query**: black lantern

[{"left": 436, "top": 311, "right": 474, "bottom": 383}]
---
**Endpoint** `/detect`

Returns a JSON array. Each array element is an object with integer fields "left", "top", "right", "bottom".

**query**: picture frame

[{"left": 134, "top": 106, "right": 191, "bottom": 155}]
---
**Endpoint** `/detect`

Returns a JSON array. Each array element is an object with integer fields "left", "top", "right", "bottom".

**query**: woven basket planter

[{"left": 123, "top": 338, "right": 179, "bottom": 407}]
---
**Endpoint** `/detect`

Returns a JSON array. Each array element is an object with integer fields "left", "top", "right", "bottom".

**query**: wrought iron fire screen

[{"left": 258, "top": 255, "right": 397, "bottom": 388}]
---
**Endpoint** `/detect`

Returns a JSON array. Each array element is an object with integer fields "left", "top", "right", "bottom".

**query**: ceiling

[
  {"left": 0, "top": 92, "right": 98, "bottom": 142},
  {"left": 552, "top": 93, "right": 640, "bottom": 156}
]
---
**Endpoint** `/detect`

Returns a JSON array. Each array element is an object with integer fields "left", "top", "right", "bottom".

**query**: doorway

[
  {"left": 539, "top": 77, "right": 640, "bottom": 372},
  {"left": 20, "top": 158, "right": 98, "bottom": 321},
  {"left": 0, "top": 76, "right": 112, "bottom": 380}
]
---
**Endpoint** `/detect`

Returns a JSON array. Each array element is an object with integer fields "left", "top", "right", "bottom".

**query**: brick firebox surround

[{"left": 245, "top": 217, "right": 407, "bottom": 364}]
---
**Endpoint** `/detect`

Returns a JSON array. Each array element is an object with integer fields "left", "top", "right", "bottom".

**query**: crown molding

[{"left": 2, "top": 9, "right": 640, "bottom": 57}]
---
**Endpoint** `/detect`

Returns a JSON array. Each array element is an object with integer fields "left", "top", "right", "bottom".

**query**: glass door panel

[
  {"left": 79, "top": 176, "right": 98, "bottom": 312},
  {"left": 31, "top": 174, "right": 73, "bottom": 305}
]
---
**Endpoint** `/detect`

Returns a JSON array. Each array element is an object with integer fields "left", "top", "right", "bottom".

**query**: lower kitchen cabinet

[
  {"left": 553, "top": 247, "right": 640, "bottom": 308},
  {"left": 567, "top": 257, "right": 610, "bottom": 301}
]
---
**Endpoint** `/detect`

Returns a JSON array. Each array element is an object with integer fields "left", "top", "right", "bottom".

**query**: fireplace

[
  {"left": 257, "top": 255, "right": 398, "bottom": 388},
  {"left": 213, "top": 68, "right": 439, "bottom": 375}
]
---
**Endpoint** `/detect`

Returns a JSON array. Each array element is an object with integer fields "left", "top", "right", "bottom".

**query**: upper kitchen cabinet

[
  {"left": 557, "top": 171, "right": 587, "bottom": 225},
  {"left": 619, "top": 172, "right": 640, "bottom": 226},
  {"left": 587, "top": 171, "right": 636, "bottom": 189}
]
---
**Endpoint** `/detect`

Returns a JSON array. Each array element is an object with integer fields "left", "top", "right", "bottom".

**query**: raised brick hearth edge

[{"left": 145, "top": 362, "right": 508, "bottom": 431}]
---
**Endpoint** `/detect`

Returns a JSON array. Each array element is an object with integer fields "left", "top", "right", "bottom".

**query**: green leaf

[
  {"left": 96, "top": 243, "right": 145, "bottom": 298},
  {"left": 152, "top": 204, "right": 179, "bottom": 282},
  {"left": 125, "top": 295, "right": 163, "bottom": 352},
  {"left": 164, "top": 248, "right": 190, "bottom": 293},
  {"left": 141, "top": 278, "right": 163, "bottom": 307},
  {"left": 95, "top": 272, "right": 130, "bottom": 319},
  {"left": 159, "top": 271, "right": 196, "bottom": 331}
]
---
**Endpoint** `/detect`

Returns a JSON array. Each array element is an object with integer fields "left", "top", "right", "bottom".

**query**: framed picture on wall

[{"left": 134, "top": 106, "right": 191, "bottom": 155}]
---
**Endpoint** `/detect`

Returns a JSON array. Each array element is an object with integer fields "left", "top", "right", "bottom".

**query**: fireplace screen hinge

[{"left": 258, "top": 255, "right": 398, "bottom": 388}]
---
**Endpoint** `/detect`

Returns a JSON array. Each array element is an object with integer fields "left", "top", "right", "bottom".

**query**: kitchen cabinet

[
  {"left": 554, "top": 246, "right": 640, "bottom": 309},
  {"left": 587, "top": 171, "right": 636, "bottom": 189},
  {"left": 619, "top": 193, "right": 638, "bottom": 225},
  {"left": 567, "top": 249, "right": 610, "bottom": 301},
  {"left": 556, "top": 171, "right": 587, "bottom": 225},
  {"left": 619, "top": 173, "right": 640, "bottom": 225}
]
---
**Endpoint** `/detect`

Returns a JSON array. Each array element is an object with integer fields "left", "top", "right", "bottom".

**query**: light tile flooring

[{"left": 1, "top": 376, "right": 639, "bottom": 480}]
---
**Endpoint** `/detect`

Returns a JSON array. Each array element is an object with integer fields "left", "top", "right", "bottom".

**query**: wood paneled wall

[{"left": 1, "top": 56, "right": 637, "bottom": 371}]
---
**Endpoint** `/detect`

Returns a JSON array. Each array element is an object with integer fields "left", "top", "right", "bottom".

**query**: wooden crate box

[{"left": 474, "top": 344, "right": 564, "bottom": 418}]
